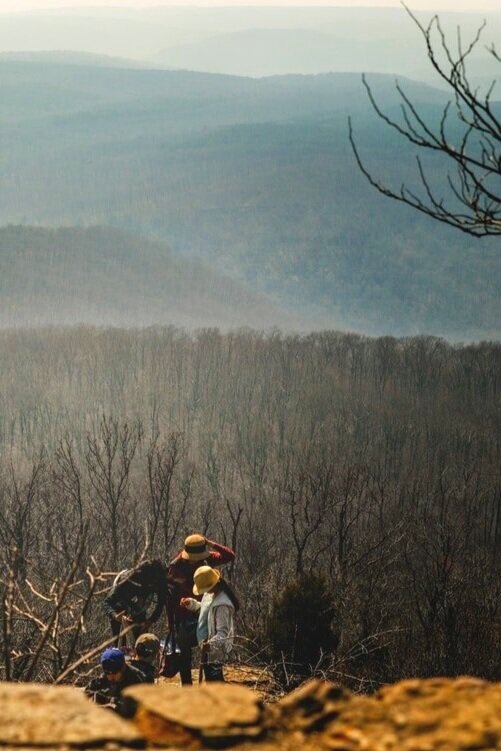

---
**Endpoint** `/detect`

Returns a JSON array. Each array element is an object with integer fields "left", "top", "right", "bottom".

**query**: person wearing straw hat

[
  {"left": 167, "top": 534, "right": 235, "bottom": 685},
  {"left": 180, "top": 565, "right": 239, "bottom": 682}
]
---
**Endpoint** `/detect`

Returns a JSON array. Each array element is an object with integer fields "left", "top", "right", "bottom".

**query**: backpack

[{"left": 159, "top": 632, "right": 181, "bottom": 678}]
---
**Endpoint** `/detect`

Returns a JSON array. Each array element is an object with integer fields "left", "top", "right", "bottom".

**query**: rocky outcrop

[
  {"left": 269, "top": 676, "right": 501, "bottom": 750},
  {"left": 0, "top": 682, "right": 143, "bottom": 748},
  {"left": 0, "top": 676, "right": 499, "bottom": 750},
  {"left": 122, "top": 682, "right": 265, "bottom": 747}
]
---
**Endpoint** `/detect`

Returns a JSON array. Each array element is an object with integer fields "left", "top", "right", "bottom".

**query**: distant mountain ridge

[
  {"left": 0, "top": 226, "right": 306, "bottom": 330},
  {"left": 1, "top": 6, "right": 499, "bottom": 82},
  {"left": 0, "top": 59, "right": 446, "bottom": 131},
  {"left": 0, "top": 62, "right": 499, "bottom": 339},
  {"left": 154, "top": 27, "right": 500, "bottom": 80},
  {"left": 0, "top": 51, "right": 162, "bottom": 69}
]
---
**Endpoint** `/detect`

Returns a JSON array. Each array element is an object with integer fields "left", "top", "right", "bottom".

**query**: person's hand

[
  {"left": 121, "top": 614, "right": 134, "bottom": 624},
  {"left": 180, "top": 597, "right": 192, "bottom": 609}
]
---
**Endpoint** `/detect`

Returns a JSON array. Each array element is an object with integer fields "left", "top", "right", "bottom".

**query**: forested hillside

[
  {"left": 0, "top": 226, "right": 299, "bottom": 329},
  {"left": 0, "top": 327, "right": 499, "bottom": 685},
  {"left": 1, "top": 61, "right": 499, "bottom": 338}
]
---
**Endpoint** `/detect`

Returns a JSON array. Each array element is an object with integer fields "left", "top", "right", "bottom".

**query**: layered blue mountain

[{"left": 0, "top": 59, "right": 499, "bottom": 338}]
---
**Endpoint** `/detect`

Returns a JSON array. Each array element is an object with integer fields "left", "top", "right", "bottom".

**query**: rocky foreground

[{"left": 0, "top": 676, "right": 500, "bottom": 750}]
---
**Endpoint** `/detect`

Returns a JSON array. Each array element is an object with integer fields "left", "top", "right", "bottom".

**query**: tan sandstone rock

[
  {"left": 0, "top": 675, "right": 500, "bottom": 751},
  {"left": 273, "top": 677, "right": 501, "bottom": 751},
  {"left": 123, "top": 681, "right": 265, "bottom": 747},
  {"left": 270, "top": 679, "right": 351, "bottom": 733},
  {"left": 0, "top": 683, "right": 143, "bottom": 748}
]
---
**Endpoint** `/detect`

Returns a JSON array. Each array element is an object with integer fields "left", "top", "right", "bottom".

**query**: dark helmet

[{"left": 135, "top": 633, "right": 160, "bottom": 658}]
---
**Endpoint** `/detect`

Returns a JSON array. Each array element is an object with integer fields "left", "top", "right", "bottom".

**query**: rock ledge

[{"left": 0, "top": 676, "right": 499, "bottom": 750}]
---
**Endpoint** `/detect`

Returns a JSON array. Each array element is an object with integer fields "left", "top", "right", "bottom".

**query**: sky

[{"left": 0, "top": 0, "right": 500, "bottom": 12}]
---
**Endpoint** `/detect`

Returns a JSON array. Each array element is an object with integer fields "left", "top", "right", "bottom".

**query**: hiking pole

[
  {"left": 198, "top": 643, "right": 208, "bottom": 684},
  {"left": 117, "top": 613, "right": 128, "bottom": 651}
]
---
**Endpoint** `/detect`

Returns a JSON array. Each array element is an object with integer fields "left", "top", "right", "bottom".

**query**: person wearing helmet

[
  {"left": 85, "top": 647, "right": 146, "bottom": 709},
  {"left": 130, "top": 633, "right": 160, "bottom": 683}
]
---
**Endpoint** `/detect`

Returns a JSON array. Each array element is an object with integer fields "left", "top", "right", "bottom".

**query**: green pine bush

[{"left": 267, "top": 572, "right": 339, "bottom": 676}]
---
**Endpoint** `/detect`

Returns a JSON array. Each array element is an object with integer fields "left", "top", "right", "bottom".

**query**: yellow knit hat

[{"left": 193, "top": 565, "right": 221, "bottom": 596}]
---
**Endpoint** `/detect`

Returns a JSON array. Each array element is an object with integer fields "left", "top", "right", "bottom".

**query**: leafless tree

[
  {"left": 349, "top": 6, "right": 500, "bottom": 237},
  {"left": 146, "top": 430, "right": 189, "bottom": 556},
  {"left": 86, "top": 416, "right": 142, "bottom": 568},
  {"left": 0, "top": 529, "right": 113, "bottom": 682},
  {"left": 0, "top": 327, "right": 499, "bottom": 686},
  {"left": 0, "top": 453, "right": 47, "bottom": 580}
]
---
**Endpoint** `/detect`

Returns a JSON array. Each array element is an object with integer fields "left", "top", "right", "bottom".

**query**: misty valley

[
  {"left": 0, "top": 2, "right": 499, "bottom": 707},
  {"left": 0, "top": 56, "right": 499, "bottom": 338}
]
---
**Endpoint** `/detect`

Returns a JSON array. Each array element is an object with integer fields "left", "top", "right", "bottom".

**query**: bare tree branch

[{"left": 349, "top": 6, "right": 501, "bottom": 237}]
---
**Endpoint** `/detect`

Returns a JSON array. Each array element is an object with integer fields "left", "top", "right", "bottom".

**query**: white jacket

[{"left": 185, "top": 590, "right": 235, "bottom": 663}]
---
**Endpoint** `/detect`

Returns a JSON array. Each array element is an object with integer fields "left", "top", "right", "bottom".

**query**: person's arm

[
  {"left": 85, "top": 677, "right": 110, "bottom": 705},
  {"left": 206, "top": 540, "right": 235, "bottom": 565},
  {"left": 85, "top": 677, "right": 101, "bottom": 695},
  {"left": 206, "top": 605, "right": 233, "bottom": 662},
  {"left": 103, "top": 587, "right": 125, "bottom": 620},
  {"left": 180, "top": 597, "right": 201, "bottom": 613}
]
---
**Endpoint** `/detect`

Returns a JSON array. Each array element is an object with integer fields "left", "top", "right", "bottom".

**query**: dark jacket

[
  {"left": 85, "top": 664, "right": 146, "bottom": 706},
  {"left": 167, "top": 541, "right": 235, "bottom": 626},
  {"left": 103, "top": 560, "right": 167, "bottom": 624},
  {"left": 130, "top": 658, "right": 156, "bottom": 683}
]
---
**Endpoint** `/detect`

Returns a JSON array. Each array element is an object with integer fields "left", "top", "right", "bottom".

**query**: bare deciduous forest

[{"left": 0, "top": 327, "right": 499, "bottom": 689}]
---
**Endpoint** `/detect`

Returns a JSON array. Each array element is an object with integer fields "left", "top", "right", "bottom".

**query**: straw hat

[
  {"left": 193, "top": 565, "right": 221, "bottom": 595},
  {"left": 181, "top": 534, "right": 211, "bottom": 562}
]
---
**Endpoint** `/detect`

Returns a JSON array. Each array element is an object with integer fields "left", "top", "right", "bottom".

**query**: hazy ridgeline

[
  {"left": 1, "top": 7, "right": 499, "bottom": 82},
  {"left": 2, "top": 64, "right": 500, "bottom": 339},
  {"left": 0, "top": 326, "right": 499, "bottom": 686}
]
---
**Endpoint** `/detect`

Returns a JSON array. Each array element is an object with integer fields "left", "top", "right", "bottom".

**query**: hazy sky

[{"left": 0, "top": 0, "right": 500, "bottom": 12}]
